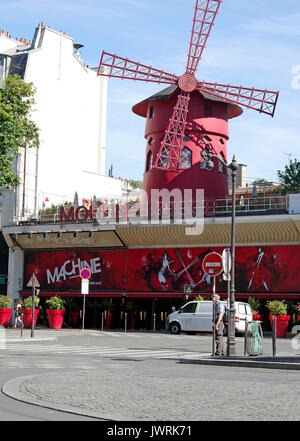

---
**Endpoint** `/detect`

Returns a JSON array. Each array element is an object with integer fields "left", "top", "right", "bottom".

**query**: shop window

[
  {"left": 146, "top": 150, "right": 153, "bottom": 172},
  {"left": 179, "top": 147, "right": 192, "bottom": 169}
]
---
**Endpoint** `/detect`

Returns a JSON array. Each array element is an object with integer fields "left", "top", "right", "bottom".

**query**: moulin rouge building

[{"left": 3, "top": 1, "right": 300, "bottom": 328}]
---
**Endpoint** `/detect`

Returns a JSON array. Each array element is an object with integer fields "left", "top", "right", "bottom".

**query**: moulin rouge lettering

[{"left": 46, "top": 257, "right": 101, "bottom": 284}]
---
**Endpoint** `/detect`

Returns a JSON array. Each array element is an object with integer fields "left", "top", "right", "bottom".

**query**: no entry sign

[
  {"left": 80, "top": 268, "right": 91, "bottom": 280},
  {"left": 202, "top": 252, "right": 223, "bottom": 277}
]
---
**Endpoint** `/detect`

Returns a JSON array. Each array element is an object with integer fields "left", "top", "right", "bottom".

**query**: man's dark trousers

[{"left": 215, "top": 321, "right": 226, "bottom": 356}]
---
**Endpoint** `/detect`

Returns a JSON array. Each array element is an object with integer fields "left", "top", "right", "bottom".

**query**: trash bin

[{"left": 244, "top": 321, "right": 263, "bottom": 356}]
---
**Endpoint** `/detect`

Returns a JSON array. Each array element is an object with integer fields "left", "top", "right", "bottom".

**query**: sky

[{"left": 1, "top": 0, "right": 300, "bottom": 183}]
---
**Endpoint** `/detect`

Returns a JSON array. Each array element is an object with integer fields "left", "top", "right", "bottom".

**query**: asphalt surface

[{"left": 1, "top": 328, "right": 300, "bottom": 422}]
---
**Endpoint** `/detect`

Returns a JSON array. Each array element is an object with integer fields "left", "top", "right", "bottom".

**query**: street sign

[
  {"left": 202, "top": 252, "right": 223, "bottom": 277},
  {"left": 80, "top": 268, "right": 91, "bottom": 280},
  {"left": 222, "top": 248, "right": 231, "bottom": 278},
  {"left": 27, "top": 273, "right": 40, "bottom": 288},
  {"left": 184, "top": 285, "right": 193, "bottom": 294},
  {"left": 81, "top": 279, "right": 89, "bottom": 295}
]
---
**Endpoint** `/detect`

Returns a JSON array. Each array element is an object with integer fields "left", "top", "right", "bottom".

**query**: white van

[{"left": 166, "top": 301, "right": 252, "bottom": 335}]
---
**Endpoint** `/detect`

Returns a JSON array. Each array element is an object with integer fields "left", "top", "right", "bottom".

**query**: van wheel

[{"left": 169, "top": 322, "right": 181, "bottom": 335}]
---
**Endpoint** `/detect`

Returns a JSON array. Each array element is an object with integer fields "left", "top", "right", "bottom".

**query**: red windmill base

[
  {"left": 98, "top": 0, "right": 279, "bottom": 203},
  {"left": 133, "top": 85, "right": 243, "bottom": 201}
]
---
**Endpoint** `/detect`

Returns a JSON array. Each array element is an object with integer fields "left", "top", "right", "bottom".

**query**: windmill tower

[{"left": 98, "top": 0, "right": 279, "bottom": 202}]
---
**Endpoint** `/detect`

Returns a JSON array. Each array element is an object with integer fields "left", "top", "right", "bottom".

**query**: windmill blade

[
  {"left": 98, "top": 51, "right": 178, "bottom": 85},
  {"left": 197, "top": 81, "right": 279, "bottom": 117},
  {"left": 186, "top": 0, "right": 222, "bottom": 75},
  {"left": 154, "top": 92, "right": 191, "bottom": 171}
]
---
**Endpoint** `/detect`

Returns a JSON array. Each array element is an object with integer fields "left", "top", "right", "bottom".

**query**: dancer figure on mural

[
  {"left": 158, "top": 252, "right": 175, "bottom": 291},
  {"left": 248, "top": 248, "right": 269, "bottom": 292}
]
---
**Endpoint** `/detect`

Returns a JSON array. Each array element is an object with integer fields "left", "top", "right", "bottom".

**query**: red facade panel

[{"left": 23, "top": 246, "right": 300, "bottom": 298}]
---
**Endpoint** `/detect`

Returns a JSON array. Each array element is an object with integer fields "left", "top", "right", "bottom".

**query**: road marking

[{"left": 3, "top": 343, "right": 199, "bottom": 359}]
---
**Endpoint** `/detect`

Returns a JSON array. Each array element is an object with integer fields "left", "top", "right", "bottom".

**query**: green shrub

[
  {"left": 0, "top": 295, "right": 12, "bottom": 309},
  {"left": 266, "top": 300, "right": 288, "bottom": 316},
  {"left": 46, "top": 297, "right": 65, "bottom": 310},
  {"left": 22, "top": 296, "right": 40, "bottom": 309},
  {"left": 194, "top": 295, "right": 210, "bottom": 301},
  {"left": 248, "top": 297, "right": 261, "bottom": 314}
]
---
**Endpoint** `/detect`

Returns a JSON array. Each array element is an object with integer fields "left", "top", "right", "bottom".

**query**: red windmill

[{"left": 98, "top": 0, "right": 279, "bottom": 202}]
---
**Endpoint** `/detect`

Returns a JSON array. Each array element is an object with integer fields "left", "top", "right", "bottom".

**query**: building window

[
  {"left": 204, "top": 103, "right": 212, "bottom": 117},
  {"left": 0, "top": 56, "right": 7, "bottom": 79},
  {"left": 200, "top": 149, "right": 212, "bottom": 171},
  {"left": 148, "top": 137, "right": 154, "bottom": 146},
  {"left": 179, "top": 147, "right": 192, "bottom": 169},
  {"left": 202, "top": 135, "right": 212, "bottom": 145},
  {"left": 219, "top": 138, "right": 225, "bottom": 145},
  {"left": 146, "top": 150, "right": 153, "bottom": 172},
  {"left": 149, "top": 106, "right": 155, "bottom": 119}
]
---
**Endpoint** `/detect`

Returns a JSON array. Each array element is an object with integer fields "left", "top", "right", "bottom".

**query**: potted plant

[
  {"left": 0, "top": 295, "right": 12, "bottom": 327},
  {"left": 126, "top": 301, "right": 137, "bottom": 330},
  {"left": 46, "top": 297, "right": 66, "bottom": 329},
  {"left": 248, "top": 297, "right": 263, "bottom": 321},
  {"left": 266, "top": 300, "right": 290, "bottom": 338},
  {"left": 22, "top": 296, "right": 40, "bottom": 328}
]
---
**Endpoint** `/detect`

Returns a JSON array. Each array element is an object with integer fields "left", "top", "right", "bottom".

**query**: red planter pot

[
  {"left": 70, "top": 311, "right": 80, "bottom": 326},
  {"left": 252, "top": 314, "right": 263, "bottom": 321},
  {"left": 22, "top": 309, "right": 39, "bottom": 328},
  {"left": 269, "top": 315, "right": 291, "bottom": 338},
  {"left": 47, "top": 310, "right": 65, "bottom": 329},
  {"left": 0, "top": 309, "right": 13, "bottom": 327},
  {"left": 104, "top": 312, "right": 112, "bottom": 329}
]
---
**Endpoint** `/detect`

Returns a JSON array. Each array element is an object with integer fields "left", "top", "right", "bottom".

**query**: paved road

[{"left": 1, "top": 328, "right": 300, "bottom": 421}]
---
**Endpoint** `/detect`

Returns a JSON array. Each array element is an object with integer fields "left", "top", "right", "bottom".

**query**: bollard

[
  {"left": 20, "top": 313, "right": 24, "bottom": 339},
  {"left": 125, "top": 313, "right": 127, "bottom": 333},
  {"left": 153, "top": 313, "right": 156, "bottom": 332},
  {"left": 272, "top": 316, "right": 277, "bottom": 356},
  {"left": 101, "top": 312, "right": 104, "bottom": 331},
  {"left": 244, "top": 319, "right": 248, "bottom": 356}
]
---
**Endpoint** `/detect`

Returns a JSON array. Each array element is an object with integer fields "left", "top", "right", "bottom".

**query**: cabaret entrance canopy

[{"left": 98, "top": 0, "right": 279, "bottom": 201}]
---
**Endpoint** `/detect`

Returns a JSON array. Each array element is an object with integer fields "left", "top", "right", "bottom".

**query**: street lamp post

[{"left": 206, "top": 150, "right": 239, "bottom": 356}]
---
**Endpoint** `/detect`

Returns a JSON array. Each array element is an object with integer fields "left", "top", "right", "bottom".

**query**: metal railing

[{"left": 11, "top": 194, "right": 289, "bottom": 226}]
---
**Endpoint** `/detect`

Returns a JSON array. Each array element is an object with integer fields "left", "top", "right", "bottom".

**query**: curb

[
  {"left": 1, "top": 375, "right": 136, "bottom": 421},
  {"left": 179, "top": 356, "right": 300, "bottom": 370}
]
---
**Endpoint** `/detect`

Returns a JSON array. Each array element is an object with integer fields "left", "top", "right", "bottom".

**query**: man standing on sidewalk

[{"left": 212, "top": 294, "right": 226, "bottom": 356}]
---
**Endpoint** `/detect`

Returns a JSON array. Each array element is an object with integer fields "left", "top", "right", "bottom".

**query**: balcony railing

[{"left": 9, "top": 194, "right": 290, "bottom": 227}]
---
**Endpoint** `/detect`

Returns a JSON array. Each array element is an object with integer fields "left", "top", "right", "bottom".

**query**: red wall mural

[
  {"left": 24, "top": 250, "right": 126, "bottom": 292},
  {"left": 24, "top": 245, "right": 300, "bottom": 296}
]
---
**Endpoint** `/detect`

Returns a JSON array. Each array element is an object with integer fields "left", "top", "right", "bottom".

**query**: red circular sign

[
  {"left": 202, "top": 252, "right": 223, "bottom": 277},
  {"left": 80, "top": 268, "right": 91, "bottom": 279}
]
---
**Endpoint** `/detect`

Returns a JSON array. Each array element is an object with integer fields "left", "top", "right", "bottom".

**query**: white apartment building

[{"left": 0, "top": 24, "right": 127, "bottom": 227}]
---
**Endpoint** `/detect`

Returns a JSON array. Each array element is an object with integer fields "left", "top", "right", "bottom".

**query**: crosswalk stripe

[{"left": 3, "top": 344, "right": 199, "bottom": 358}]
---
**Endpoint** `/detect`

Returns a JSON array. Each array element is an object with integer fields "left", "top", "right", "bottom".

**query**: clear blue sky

[{"left": 1, "top": 0, "right": 300, "bottom": 183}]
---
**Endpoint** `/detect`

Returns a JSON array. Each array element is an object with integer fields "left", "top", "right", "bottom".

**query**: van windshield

[{"left": 181, "top": 303, "right": 197, "bottom": 314}]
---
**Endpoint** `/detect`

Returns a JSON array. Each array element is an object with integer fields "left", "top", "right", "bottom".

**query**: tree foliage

[
  {"left": 0, "top": 75, "right": 40, "bottom": 190},
  {"left": 277, "top": 159, "right": 300, "bottom": 193}
]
